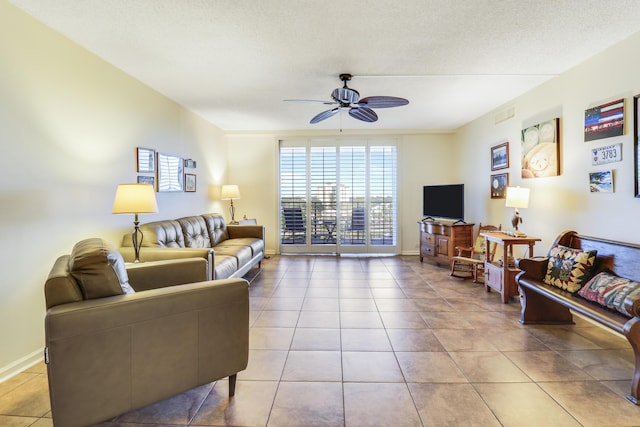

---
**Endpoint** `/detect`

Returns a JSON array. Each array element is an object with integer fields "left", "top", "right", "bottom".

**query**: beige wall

[
  {"left": 0, "top": 3, "right": 228, "bottom": 378},
  {"left": 456, "top": 31, "right": 640, "bottom": 255}
]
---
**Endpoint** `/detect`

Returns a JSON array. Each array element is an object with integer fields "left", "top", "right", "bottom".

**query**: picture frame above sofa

[
  {"left": 157, "top": 152, "right": 184, "bottom": 192},
  {"left": 136, "top": 147, "right": 155, "bottom": 173},
  {"left": 185, "top": 173, "right": 196, "bottom": 192}
]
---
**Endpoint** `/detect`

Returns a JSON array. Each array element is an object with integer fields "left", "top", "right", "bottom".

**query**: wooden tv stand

[{"left": 418, "top": 220, "right": 474, "bottom": 266}]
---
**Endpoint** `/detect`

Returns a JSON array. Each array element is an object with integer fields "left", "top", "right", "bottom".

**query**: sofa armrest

[
  {"left": 515, "top": 256, "right": 549, "bottom": 281},
  {"left": 45, "top": 278, "right": 249, "bottom": 427},
  {"left": 126, "top": 258, "right": 208, "bottom": 291},
  {"left": 227, "top": 224, "right": 265, "bottom": 240},
  {"left": 118, "top": 247, "right": 213, "bottom": 279},
  {"left": 624, "top": 294, "right": 640, "bottom": 318}
]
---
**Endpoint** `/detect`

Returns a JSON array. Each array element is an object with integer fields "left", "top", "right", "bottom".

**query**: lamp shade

[
  {"left": 221, "top": 184, "right": 241, "bottom": 200},
  {"left": 505, "top": 187, "right": 530, "bottom": 209},
  {"left": 112, "top": 184, "right": 158, "bottom": 214}
]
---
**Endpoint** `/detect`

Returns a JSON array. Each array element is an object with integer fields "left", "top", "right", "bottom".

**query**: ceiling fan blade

[
  {"left": 358, "top": 96, "right": 409, "bottom": 108},
  {"left": 349, "top": 107, "right": 378, "bottom": 123},
  {"left": 310, "top": 108, "right": 340, "bottom": 124},
  {"left": 284, "top": 99, "right": 337, "bottom": 105},
  {"left": 331, "top": 87, "right": 360, "bottom": 104}
]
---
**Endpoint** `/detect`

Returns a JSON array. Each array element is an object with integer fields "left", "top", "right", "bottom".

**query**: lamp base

[
  {"left": 511, "top": 208, "right": 523, "bottom": 231},
  {"left": 132, "top": 214, "right": 143, "bottom": 263}
]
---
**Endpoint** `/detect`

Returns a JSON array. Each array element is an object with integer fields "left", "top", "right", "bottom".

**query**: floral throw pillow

[
  {"left": 578, "top": 271, "right": 640, "bottom": 317},
  {"left": 543, "top": 245, "right": 597, "bottom": 292}
]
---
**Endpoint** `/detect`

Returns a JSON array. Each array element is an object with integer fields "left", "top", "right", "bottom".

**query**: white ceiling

[{"left": 10, "top": 0, "right": 640, "bottom": 132}]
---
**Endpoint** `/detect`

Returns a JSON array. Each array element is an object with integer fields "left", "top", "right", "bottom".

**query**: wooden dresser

[{"left": 418, "top": 220, "right": 474, "bottom": 266}]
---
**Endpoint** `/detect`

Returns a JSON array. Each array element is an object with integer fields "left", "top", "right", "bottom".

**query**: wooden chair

[{"left": 450, "top": 223, "right": 501, "bottom": 283}]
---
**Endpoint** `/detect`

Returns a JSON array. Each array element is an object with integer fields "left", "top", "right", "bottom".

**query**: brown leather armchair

[{"left": 44, "top": 238, "right": 249, "bottom": 427}]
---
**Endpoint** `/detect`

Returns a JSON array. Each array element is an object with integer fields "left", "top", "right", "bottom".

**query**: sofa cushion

[
  {"left": 69, "top": 238, "right": 134, "bottom": 299},
  {"left": 139, "top": 220, "right": 185, "bottom": 248},
  {"left": 177, "top": 216, "right": 212, "bottom": 248},
  {"left": 201, "top": 213, "right": 229, "bottom": 246},
  {"left": 215, "top": 245, "right": 253, "bottom": 267},
  {"left": 213, "top": 255, "right": 238, "bottom": 279},
  {"left": 543, "top": 244, "right": 597, "bottom": 292},
  {"left": 578, "top": 271, "right": 640, "bottom": 317},
  {"left": 222, "top": 237, "right": 264, "bottom": 257}
]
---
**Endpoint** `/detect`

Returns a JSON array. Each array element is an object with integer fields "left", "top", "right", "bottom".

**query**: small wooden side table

[{"left": 481, "top": 231, "right": 541, "bottom": 304}]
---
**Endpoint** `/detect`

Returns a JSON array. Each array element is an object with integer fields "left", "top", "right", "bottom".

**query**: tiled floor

[{"left": 2, "top": 255, "right": 640, "bottom": 426}]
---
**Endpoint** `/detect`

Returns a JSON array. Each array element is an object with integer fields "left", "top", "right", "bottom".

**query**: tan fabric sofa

[
  {"left": 119, "top": 213, "right": 265, "bottom": 280},
  {"left": 44, "top": 238, "right": 249, "bottom": 427}
]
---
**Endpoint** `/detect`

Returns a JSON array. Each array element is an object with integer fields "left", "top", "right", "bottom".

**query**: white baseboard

[
  {"left": 0, "top": 348, "right": 44, "bottom": 383},
  {"left": 400, "top": 250, "right": 420, "bottom": 256}
]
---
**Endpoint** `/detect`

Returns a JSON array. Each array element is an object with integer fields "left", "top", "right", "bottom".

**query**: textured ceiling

[{"left": 9, "top": 0, "right": 640, "bottom": 131}]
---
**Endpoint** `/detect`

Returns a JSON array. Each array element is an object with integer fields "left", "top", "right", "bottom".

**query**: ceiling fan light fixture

[
  {"left": 286, "top": 73, "right": 409, "bottom": 124},
  {"left": 332, "top": 87, "right": 360, "bottom": 104}
]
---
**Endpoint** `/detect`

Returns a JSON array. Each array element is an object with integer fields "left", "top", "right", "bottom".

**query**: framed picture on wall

[
  {"left": 634, "top": 95, "right": 640, "bottom": 197},
  {"left": 589, "top": 170, "right": 613, "bottom": 193},
  {"left": 137, "top": 175, "right": 155, "bottom": 187},
  {"left": 584, "top": 98, "right": 624, "bottom": 142},
  {"left": 491, "top": 142, "right": 509, "bottom": 170},
  {"left": 156, "top": 152, "right": 184, "bottom": 192},
  {"left": 521, "top": 118, "right": 560, "bottom": 178},
  {"left": 185, "top": 173, "right": 196, "bottom": 192},
  {"left": 136, "top": 147, "right": 155, "bottom": 173},
  {"left": 490, "top": 173, "right": 509, "bottom": 199}
]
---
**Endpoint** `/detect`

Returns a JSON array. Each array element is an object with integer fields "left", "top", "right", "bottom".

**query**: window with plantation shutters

[{"left": 279, "top": 139, "right": 398, "bottom": 254}]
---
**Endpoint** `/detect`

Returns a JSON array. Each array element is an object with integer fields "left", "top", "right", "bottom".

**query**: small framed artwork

[
  {"left": 584, "top": 98, "right": 624, "bottom": 142},
  {"left": 490, "top": 173, "right": 509, "bottom": 199},
  {"left": 136, "top": 147, "right": 156, "bottom": 173},
  {"left": 157, "top": 152, "right": 184, "bottom": 192},
  {"left": 589, "top": 170, "right": 613, "bottom": 193},
  {"left": 521, "top": 118, "right": 560, "bottom": 178},
  {"left": 634, "top": 95, "right": 640, "bottom": 197},
  {"left": 491, "top": 142, "right": 509, "bottom": 170},
  {"left": 137, "top": 175, "right": 155, "bottom": 187},
  {"left": 185, "top": 173, "right": 196, "bottom": 192}
]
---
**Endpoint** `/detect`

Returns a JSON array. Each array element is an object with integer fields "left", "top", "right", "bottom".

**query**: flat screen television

[{"left": 422, "top": 184, "right": 464, "bottom": 221}]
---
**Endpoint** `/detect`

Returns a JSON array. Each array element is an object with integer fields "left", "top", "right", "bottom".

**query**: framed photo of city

[
  {"left": 521, "top": 118, "right": 560, "bottom": 178},
  {"left": 584, "top": 98, "right": 624, "bottom": 142},
  {"left": 137, "top": 175, "right": 155, "bottom": 187},
  {"left": 490, "top": 142, "right": 509, "bottom": 170}
]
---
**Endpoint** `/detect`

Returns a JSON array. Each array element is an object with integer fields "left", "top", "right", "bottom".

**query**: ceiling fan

[{"left": 285, "top": 73, "right": 409, "bottom": 124}]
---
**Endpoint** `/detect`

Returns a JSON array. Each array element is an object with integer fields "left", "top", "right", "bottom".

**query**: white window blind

[{"left": 279, "top": 139, "right": 397, "bottom": 253}]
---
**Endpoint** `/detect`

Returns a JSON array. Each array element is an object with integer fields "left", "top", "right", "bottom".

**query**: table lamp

[
  {"left": 221, "top": 184, "right": 241, "bottom": 224},
  {"left": 112, "top": 184, "right": 158, "bottom": 262},
  {"left": 505, "top": 186, "right": 529, "bottom": 236}
]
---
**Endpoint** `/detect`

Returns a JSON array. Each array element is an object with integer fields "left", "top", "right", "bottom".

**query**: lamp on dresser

[
  {"left": 112, "top": 184, "right": 158, "bottom": 263},
  {"left": 505, "top": 186, "right": 529, "bottom": 236},
  {"left": 221, "top": 184, "right": 241, "bottom": 224}
]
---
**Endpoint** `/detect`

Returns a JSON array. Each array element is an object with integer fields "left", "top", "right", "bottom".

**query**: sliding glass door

[{"left": 279, "top": 139, "right": 397, "bottom": 254}]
